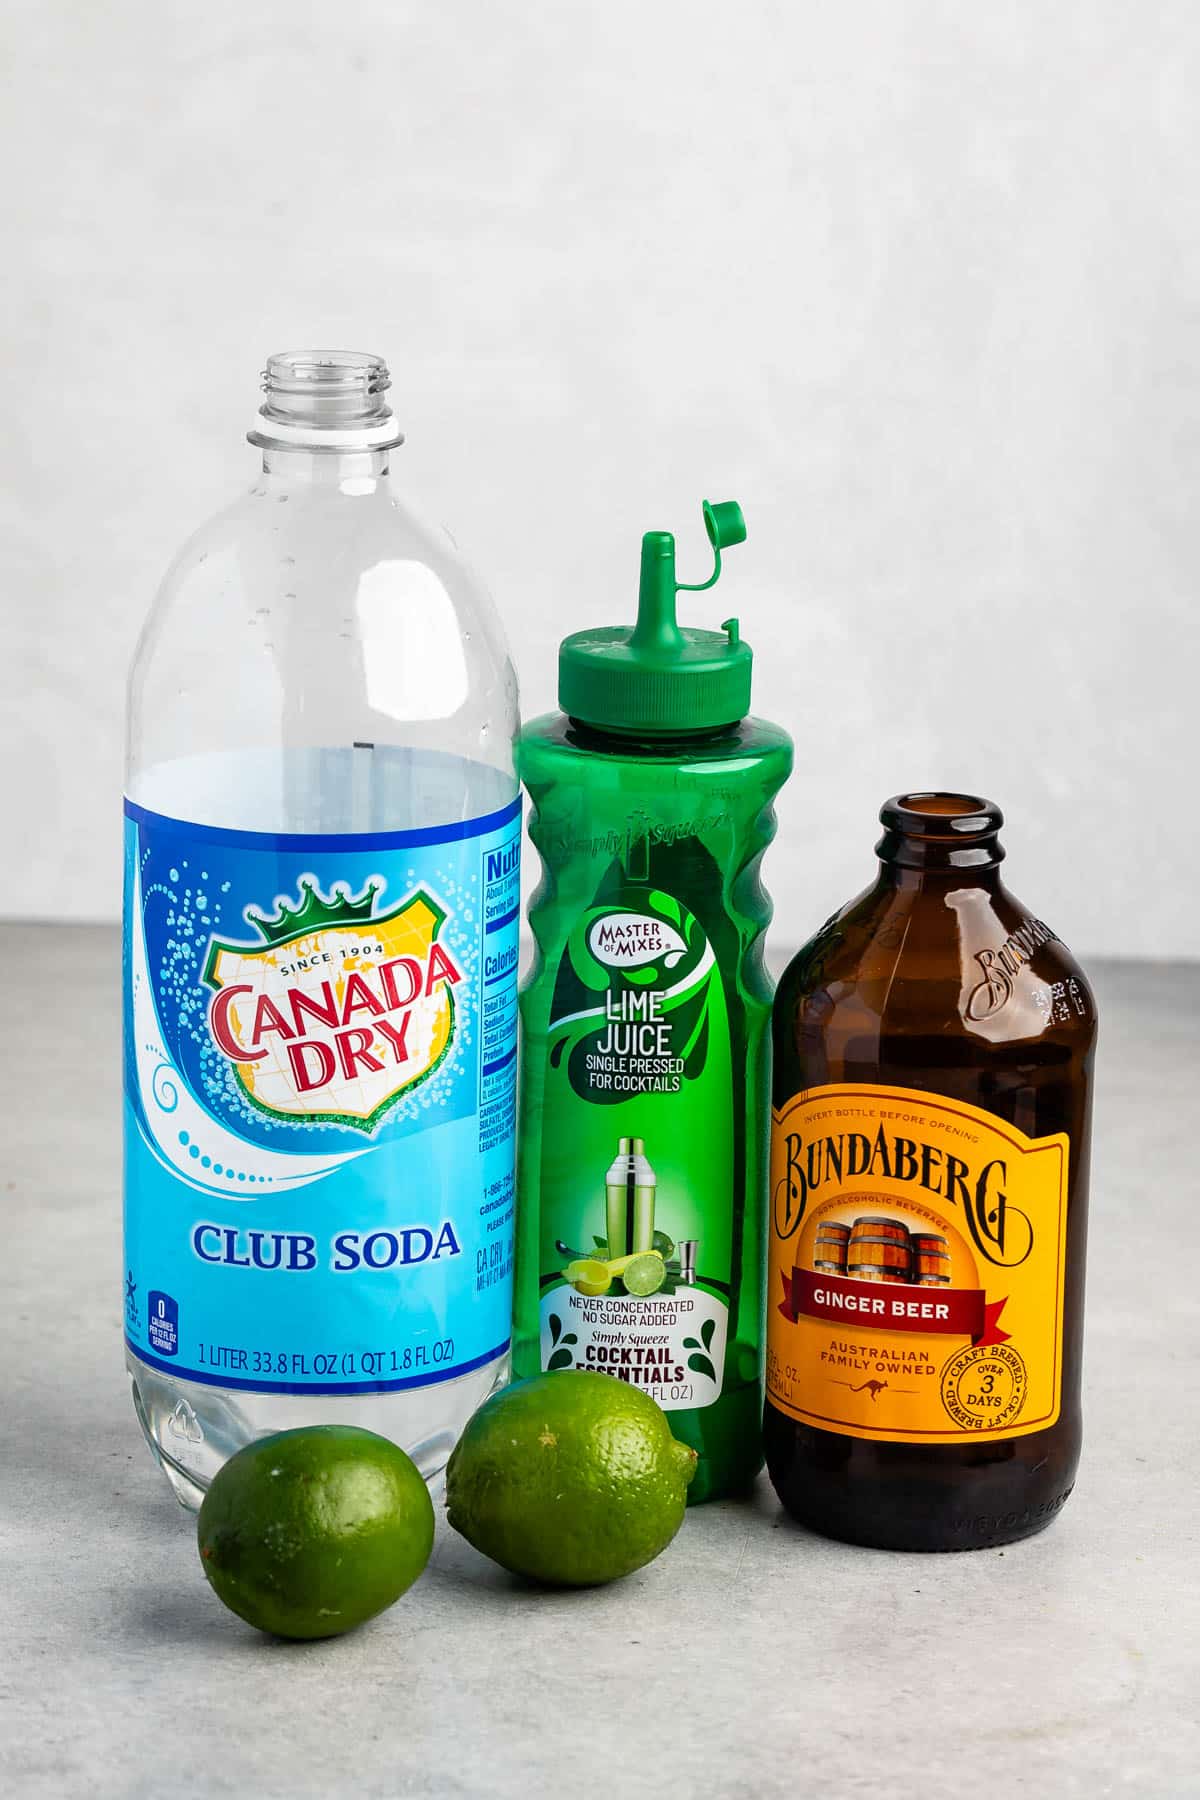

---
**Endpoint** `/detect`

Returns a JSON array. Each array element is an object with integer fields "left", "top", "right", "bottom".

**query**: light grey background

[{"left": 5, "top": 0, "right": 1198, "bottom": 955}]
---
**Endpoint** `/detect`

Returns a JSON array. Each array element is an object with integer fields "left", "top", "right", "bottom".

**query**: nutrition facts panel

[{"left": 478, "top": 818, "right": 521, "bottom": 1152}]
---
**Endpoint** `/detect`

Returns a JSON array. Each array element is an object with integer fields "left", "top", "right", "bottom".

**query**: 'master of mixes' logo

[{"left": 203, "top": 877, "right": 462, "bottom": 1132}]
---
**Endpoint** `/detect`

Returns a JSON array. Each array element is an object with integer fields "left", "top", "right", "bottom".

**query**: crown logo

[{"left": 245, "top": 877, "right": 382, "bottom": 947}]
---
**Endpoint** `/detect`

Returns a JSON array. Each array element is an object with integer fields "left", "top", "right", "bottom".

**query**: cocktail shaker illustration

[{"left": 605, "top": 1137, "right": 656, "bottom": 1257}]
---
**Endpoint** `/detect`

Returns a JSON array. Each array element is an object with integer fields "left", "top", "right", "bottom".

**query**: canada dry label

[
  {"left": 535, "top": 887, "right": 732, "bottom": 1412},
  {"left": 766, "top": 1084, "right": 1069, "bottom": 1443},
  {"left": 122, "top": 795, "right": 520, "bottom": 1395}
]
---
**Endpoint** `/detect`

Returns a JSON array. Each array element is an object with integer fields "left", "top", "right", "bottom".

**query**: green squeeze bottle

[{"left": 513, "top": 502, "right": 793, "bottom": 1501}]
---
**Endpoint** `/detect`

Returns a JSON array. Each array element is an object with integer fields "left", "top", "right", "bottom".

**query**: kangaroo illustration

[{"left": 830, "top": 1377, "right": 903, "bottom": 1401}]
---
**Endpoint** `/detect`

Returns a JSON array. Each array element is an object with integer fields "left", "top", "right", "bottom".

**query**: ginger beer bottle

[{"left": 765, "top": 794, "right": 1096, "bottom": 1549}]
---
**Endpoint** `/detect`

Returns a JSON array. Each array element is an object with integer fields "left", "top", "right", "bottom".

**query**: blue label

[{"left": 122, "top": 794, "right": 520, "bottom": 1394}]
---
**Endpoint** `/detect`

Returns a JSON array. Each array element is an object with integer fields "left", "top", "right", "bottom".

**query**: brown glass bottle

[{"left": 763, "top": 794, "right": 1096, "bottom": 1551}]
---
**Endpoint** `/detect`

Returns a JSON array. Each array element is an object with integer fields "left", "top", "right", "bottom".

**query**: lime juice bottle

[{"left": 513, "top": 502, "right": 793, "bottom": 1501}]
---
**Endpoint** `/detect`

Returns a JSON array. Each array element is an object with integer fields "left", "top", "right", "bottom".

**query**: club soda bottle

[{"left": 123, "top": 352, "right": 520, "bottom": 1508}]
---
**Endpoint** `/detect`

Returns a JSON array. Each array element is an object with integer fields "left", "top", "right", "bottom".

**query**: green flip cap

[{"left": 558, "top": 500, "right": 753, "bottom": 735}]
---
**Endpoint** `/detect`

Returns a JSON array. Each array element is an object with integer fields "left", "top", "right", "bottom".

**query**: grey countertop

[{"left": 2, "top": 928, "right": 1197, "bottom": 1799}]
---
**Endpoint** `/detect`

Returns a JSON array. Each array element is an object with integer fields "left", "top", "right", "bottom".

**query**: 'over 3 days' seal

[{"left": 940, "top": 1342, "right": 1028, "bottom": 1431}]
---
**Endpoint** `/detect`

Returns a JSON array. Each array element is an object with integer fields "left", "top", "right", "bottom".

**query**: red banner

[{"left": 781, "top": 1267, "right": 1010, "bottom": 1347}]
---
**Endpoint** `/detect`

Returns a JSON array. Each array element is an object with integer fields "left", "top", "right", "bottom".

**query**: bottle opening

[
  {"left": 877, "top": 792, "right": 1004, "bottom": 869},
  {"left": 883, "top": 792, "right": 1003, "bottom": 834},
  {"left": 248, "top": 349, "right": 404, "bottom": 452}
]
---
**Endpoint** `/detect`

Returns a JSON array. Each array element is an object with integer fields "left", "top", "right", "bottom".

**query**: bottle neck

[
  {"left": 879, "top": 862, "right": 1004, "bottom": 895},
  {"left": 563, "top": 714, "right": 742, "bottom": 754},
  {"left": 248, "top": 349, "right": 403, "bottom": 483},
  {"left": 260, "top": 446, "right": 391, "bottom": 486},
  {"left": 874, "top": 791, "right": 1005, "bottom": 887}
]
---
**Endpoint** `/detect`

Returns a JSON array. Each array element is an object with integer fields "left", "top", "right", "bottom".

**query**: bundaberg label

[{"left": 766, "top": 1083, "right": 1069, "bottom": 1443}]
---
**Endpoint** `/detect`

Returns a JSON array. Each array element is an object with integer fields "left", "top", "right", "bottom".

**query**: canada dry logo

[{"left": 203, "top": 877, "right": 462, "bottom": 1132}]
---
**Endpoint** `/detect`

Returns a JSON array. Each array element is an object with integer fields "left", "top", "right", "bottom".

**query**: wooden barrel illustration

[
  {"left": 910, "top": 1231, "right": 952, "bottom": 1285},
  {"left": 850, "top": 1266, "right": 909, "bottom": 1283},
  {"left": 852, "top": 1215, "right": 909, "bottom": 1246},
  {"left": 847, "top": 1216, "right": 911, "bottom": 1280},
  {"left": 813, "top": 1222, "right": 850, "bottom": 1273}
]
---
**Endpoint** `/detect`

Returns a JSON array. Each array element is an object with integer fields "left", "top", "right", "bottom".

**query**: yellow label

[{"left": 766, "top": 1084, "right": 1068, "bottom": 1444}]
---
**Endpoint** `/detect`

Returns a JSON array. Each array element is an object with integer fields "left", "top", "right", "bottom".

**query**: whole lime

[
  {"left": 445, "top": 1371, "right": 697, "bottom": 1586},
  {"left": 197, "top": 1425, "right": 434, "bottom": 1639}
]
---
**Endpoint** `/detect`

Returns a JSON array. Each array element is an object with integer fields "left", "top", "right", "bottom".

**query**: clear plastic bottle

[{"left": 123, "top": 352, "right": 520, "bottom": 1508}]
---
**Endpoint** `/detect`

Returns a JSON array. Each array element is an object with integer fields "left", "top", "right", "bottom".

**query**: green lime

[
  {"left": 651, "top": 1230, "right": 675, "bottom": 1259},
  {"left": 446, "top": 1370, "right": 697, "bottom": 1586},
  {"left": 565, "top": 1257, "right": 612, "bottom": 1296},
  {"left": 602, "top": 1252, "right": 640, "bottom": 1275},
  {"left": 197, "top": 1425, "right": 434, "bottom": 1639},
  {"left": 622, "top": 1251, "right": 666, "bottom": 1296}
]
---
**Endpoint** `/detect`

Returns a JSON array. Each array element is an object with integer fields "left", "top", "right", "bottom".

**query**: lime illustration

[
  {"left": 652, "top": 1230, "right": 675, "bottom": 1259},
  {"left": 446, "top": 1370, "right": 697, "bottom": 1585},
  {"left": 565, "top": 1257, "right": 612, "bottom": 1296},
  {"left": 622, "top": 1251, "right": 667, "bottom": 1296},
  {"left": 197, "top": 1425, "right": 434, "bottom": 1639}
]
